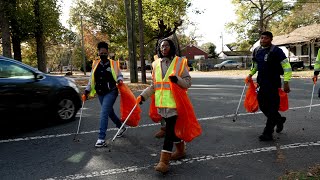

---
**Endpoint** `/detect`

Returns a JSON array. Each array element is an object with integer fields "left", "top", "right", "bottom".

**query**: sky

[{"left": 59, "top": 0, "right": 237, "bottom": 52}]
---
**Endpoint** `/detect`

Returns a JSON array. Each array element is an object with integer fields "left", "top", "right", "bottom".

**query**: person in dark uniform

[
  {"left": 83, "top": 42, "right": 127, "bottom": 147},
  {"left": 246, "top": 31, "right": 292, "bottom": 141}
]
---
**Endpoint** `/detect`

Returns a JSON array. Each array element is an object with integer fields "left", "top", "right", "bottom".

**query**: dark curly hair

[
  {"left": 97, "top": 41, "right": 109, "bottom": 50},
  {"left": 261, "top": 31, "right": 273, "bottom": 39},
  {"left": 157, "top": 38, "right": 176, "bottom": 58}
]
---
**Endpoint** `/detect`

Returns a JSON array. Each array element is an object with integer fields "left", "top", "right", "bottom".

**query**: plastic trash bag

[
  {"left": 244, "top": 80, "right": 259, "bottom": 112},
  {"left": 118, "top": 83, "right": 141, "bottom": 127},
  {"left": 170, "top": 81, "right": 202, "bottom": 142},
  {"left": 278, "top": 88, "right": 289, "bottom": 112},
  {"left": 149, "top": 94, "right": 162, "bottom": 123}
]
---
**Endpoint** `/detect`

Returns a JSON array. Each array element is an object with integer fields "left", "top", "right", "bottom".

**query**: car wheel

[
  {"left": 236, "top": 65, "right": 240, "bottom": 69},
  {"left": 220, "top": 66, "right": 225, "bottom": 70},
  {"left": 292, "top": 64, "right": 298, "bottom": 71},
  {"left": 54, "top": 93, "right": 79, "bottom": 122}
]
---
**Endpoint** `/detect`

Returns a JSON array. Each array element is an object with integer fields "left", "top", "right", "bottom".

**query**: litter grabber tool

[
  {"left": 233, "top": 83, "right": 247, "bottom": 122},
  {"left": 112, "top": 103, "right": 137, "bottom": 142},
  {"left": 309, "top": 79, "right": 316, "bottom": 113},
  {"left": 73, "top": 94, "right": 86, "bottom": 142}
]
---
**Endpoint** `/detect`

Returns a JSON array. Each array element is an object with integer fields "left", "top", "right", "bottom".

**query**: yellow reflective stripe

[
  {"left": 281, "top": 59, "right": 289, "bottom": 64},
  {"left": 283, "top": 68, "right": 292, "bottom": 72},
  {"left": 154, "top": 83, "right": 170, "bottom": 89}
]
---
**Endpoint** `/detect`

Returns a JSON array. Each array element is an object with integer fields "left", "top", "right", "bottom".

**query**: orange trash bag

[
  {"left": 170, "top": 81, "right": 202, "bottom": 142},
  {"left": 149, "top": 94, "right": 162, "bottom": 123},
  {"left": 244, "top": 80, "right": 259, "bottom": 112},
  {"left": 279, "top": 88, "right": 289, "bottom": 112},
  {"left": 118, "top": 83, "right": 141, "bottom": 127}
]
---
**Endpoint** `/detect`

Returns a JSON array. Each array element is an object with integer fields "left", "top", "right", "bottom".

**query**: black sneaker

[
  {"left": 259, "top": 134, "right": 273, "bottom": 141},
  {"left": 117, "top": 127, "right": 127, "bottom": 138},
  {"left": 95, "top": 139, "right": 106, "bottom": 147},
  {"left": 276, "top": 117, "right": 286, "bottom": 133}
]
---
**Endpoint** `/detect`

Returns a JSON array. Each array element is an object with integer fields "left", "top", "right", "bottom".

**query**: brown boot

[
  {"left": 154, "top": 127, "right": 166, "bottom": 138},
  {"left": 154, "top": 151, "right": 171, "bottom": 173},
  {"left": 171, "top": 141, "right": 186, "bottom": 160}
]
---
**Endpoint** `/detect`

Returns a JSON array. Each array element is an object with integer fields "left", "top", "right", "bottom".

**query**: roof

[
  {"left": 181, "top": 44, "right": 208, "bottom": 54},
  {"left": 220, "top": 51, "right": 252, "bottom": 56},
  {"left": 273, "top": 24, "right": 320, "bottom": 46}
]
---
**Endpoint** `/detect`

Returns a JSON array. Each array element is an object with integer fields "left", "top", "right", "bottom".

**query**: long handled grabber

[
  {"left": 112, "top": 103, "right": 137, "bottom": 142},
  {"left": 309, "top": 79, "right": 316, "bottom": 113},
  {"left": 73, "top": 95, "right": 86, "bottom": 142},
  {"left": 233, "top": 83, "right": 247, "bottom": 122}
]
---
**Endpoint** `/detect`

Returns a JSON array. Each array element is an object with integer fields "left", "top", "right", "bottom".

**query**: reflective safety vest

[
  {"left": 153, "top": 56, "right": 188, "bottom": 108},
  {"left": 315, "top": 49, "right": 320, "bottom": 72},
  {"left": 89, "top": 59, "right": 120, "bottom": 97}
]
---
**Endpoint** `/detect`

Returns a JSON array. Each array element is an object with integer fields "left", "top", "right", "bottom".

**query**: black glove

[
  {"left": 169, "top": 76, "right": 178, "bottom": 83},
  {"left": 137, "top": 95, "right": 145, "bottom": 105}
]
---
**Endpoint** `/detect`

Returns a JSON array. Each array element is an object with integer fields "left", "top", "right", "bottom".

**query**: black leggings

[{"left": 163, "top": 116, "right": 181, "bottom": 152}]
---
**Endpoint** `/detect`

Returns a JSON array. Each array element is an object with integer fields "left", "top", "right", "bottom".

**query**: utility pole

[
  {"left": 80, "top": 15, "right": 86, "bottom": 75},
  {"left": 220, "top": 32, "right": 224, "bottom": 52}
]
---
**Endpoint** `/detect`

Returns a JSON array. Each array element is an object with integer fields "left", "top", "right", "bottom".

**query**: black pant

[
  {"left": 163, "top": 116, "right": 181, "bottom": 152},
  {"left": 257, "top": 86, "right": 282, "bottom": 135}
]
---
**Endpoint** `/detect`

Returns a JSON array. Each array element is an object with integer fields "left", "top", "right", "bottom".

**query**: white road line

[
  {"left": 43, "top": 140, "right": 320, "bottom": 180},
  {"left": 1, "top": 103, "right": 319, "bottom": 144}
]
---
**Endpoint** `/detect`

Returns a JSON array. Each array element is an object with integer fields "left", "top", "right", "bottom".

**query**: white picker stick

[
  {"left": 233, "top": 83, "right": 247, "bottom": 122},
  {"left": 309, "top": 83, "right": 316, "bottom": 113},
  {"left": 112, "top": 103, "right": 138, "bottom": 142},
  {"left": 73, "top": 100, "right": 85, "bottom": 142}
]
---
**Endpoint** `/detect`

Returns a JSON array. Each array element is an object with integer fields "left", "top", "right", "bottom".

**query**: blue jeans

[{"left": 97, "top": 89, "right": 122, "bottom": 140}]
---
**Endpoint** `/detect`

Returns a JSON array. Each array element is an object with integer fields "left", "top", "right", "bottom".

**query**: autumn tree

[
  {"left": 226, "top": 0, "right": 292, "bottom": 50},
  {"left": 271, "top": 0, "right": 320, "bottom": 35}
]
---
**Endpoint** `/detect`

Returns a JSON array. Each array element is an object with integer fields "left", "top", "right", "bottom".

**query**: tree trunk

[
  {"left": 34, "top": 0, "right": 46, "bottom": 72},
  {"left": 130, "top": 0, "right": 138, "bottom": 83},
  {"left": 0, "top": 0, "right": 12, "bottom": 58},
  {"left": 138, "top": 0, "right": 146, "bottom": 84},
  {"left": 124, "top": 0, "right": 138, "bottom": 83},
  {"left": 9, "top": 0, "right": 22, "bottom": 61},
  {"left": 12, "top": 36, "right": 22, "bottom": 61}
]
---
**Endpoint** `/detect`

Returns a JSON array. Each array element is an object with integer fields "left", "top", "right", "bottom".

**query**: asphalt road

[{"left": 1, "top": 75, "right": 320, "bottom": 180}]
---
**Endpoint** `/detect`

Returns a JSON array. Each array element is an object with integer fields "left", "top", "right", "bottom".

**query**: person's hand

[
  {"left": 117, "top": 79, "right": 123, "bottom": 84},
  {"left": 169, "top": 76, "right": 178, "bottom": 83},
  {"left": 283, "top": 81, "right": 290, "bottom": 93},
  {"left": 82, "top": 90, "right": 89, "bottom": 102},
  {"left": 136, "top": 95, "right": 145, "bottom": 105},
  {"left": 312, "top": 75, "right": 318, "bottom": 84},
  {"left": 245, "top": 74, "right": 252, "bottom": 84}
]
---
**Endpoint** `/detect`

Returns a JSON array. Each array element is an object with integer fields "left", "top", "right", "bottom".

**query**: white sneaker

[
  {"left": 117, "top": 127, "right": 127, "bottom": 138},
  {"left": 95, "top": 139, "right": 106, "bottom": 147}
]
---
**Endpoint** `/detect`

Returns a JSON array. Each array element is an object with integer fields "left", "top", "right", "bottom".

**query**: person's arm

[
  {"left": 281, "top": 58, "right": 292, "bottom": 82},
  {"left": 245, "top": 60, "right": 257, "bottom": 84},
  {"left": 314, "top": 49, "right": 320, "bottom": 76},
  {"left": 176, "top": 61, "right": 192, "bottom": 89},
  {"left": 116, "top": 61, "right": 124, "bottom": 83},
  {"left": 278, "top": 48, "right": 291, "bottom": 93}
]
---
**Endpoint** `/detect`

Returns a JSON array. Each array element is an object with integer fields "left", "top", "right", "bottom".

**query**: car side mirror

[{"left": 35, "top": 73, "right": 44, "bottom": 80}]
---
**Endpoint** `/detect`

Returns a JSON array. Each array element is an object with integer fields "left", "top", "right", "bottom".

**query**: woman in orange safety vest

[{"left": 137, "top": 38, "right": 191, "bottom": 173}]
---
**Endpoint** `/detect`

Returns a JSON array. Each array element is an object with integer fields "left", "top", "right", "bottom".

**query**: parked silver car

[{"left": 214, "top": 60, "right": 242, "bottom": 69}]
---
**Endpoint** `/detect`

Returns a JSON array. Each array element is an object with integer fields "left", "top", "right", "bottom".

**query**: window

[
  {"left": 302, "top": 44, "right": 309, "bottom": 55},
  {"left": 0, "top": 61, "right": 34, "bottom": 79}
]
